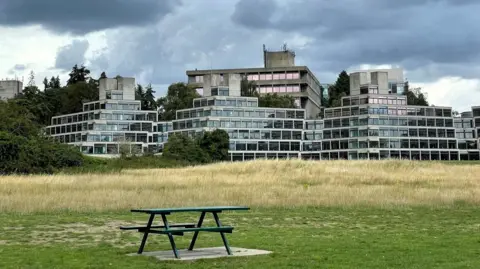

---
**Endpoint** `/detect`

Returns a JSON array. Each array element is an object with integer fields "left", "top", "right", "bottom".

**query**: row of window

[
  {"left": 257, "top": 85, "right": 301, "bottom": 94},
  {"left": 303, "top": 151, "right": 462, "bottom": 161},
  {"left": 325, "top": 106, "right": 453, "bottom": 118},
  {"left": 319, "top": 139, "right": 459, "bottom": 150},
  {"left": 229, "top": 141, "right": 301, "bottom": 151},
  {"left": 52, "top": 133, "right": 169, "bottom": 144},
  {"left": 247, "top": 72, "right": 301, "bottom": 81},
  {"left": 83, "top": 102, "right": 141, "bottom": 112},
  {"left": 49, "top": 122, "right": 155, "bottom": 134},
  {"left": 52, "top": 111, "right": 156, "bottom": 125},
  {"left": 324, "top": 117, "right": 455, "bottom": 128},
  {"left": 324, "top": 128, "right": 457, "bottom": 139},
  {"left": 227, "top": 130, "right": 302, "bottom": 140},
  {"left": 177, "top": 108, "right": 305, "bottom": 120},
  {"left": 342, "top": 96, "right": 407, "bottom": 107},
  {"left": 193, "top": 97, "right": 258, "bottom": 108},
  {"left": 173, "top": 119, "right": 304, "bottom": 130}
]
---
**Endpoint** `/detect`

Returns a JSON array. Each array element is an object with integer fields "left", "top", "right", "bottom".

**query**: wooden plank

[
  {"left": 119, "top": 223, "right": 195, "bottom": 230},
  {"left": 151, "top": 226, "right": 234, "bottom": 235},
  {"left": 130, "top": 206, "right": 250, "bottom": 214}
]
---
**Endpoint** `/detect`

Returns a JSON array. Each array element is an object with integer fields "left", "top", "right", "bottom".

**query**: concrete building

[
  {"left": 0, "top": 79, "right": 23, "bottom": 100},
  {"left": 46, "top": 69, "right": 480, "bottom": 161},
  {"left": 46, "top": 77, "right": 163, "bottom": 156},
  {"left": 312, "top": 69, "right": 479, "bottom": 160},
  {"left": 186, "top": 45, "right": 323, "bottom": 119},
  {"left": 454, "top": 111, "right": 479, "bottom": 160},
  {"left": 171, "top": 73, "right": 305, "bottom": 161}
]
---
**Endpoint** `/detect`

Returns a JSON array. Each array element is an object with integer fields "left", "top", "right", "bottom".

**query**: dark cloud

[
  {"left": 79, "top": 0, "right": 480, "bottom": 103},
  {"left": 0, "top": 0, "right": 180, "bottom": 35},
  {"left": 55, "top": 40, "right": 90, "bottom": 70},
  {"left": 231, "top": 0, "right": 276, "bottom": 29},
  {"left": 231, "top": 0, "right": 480, "bottom": 81}
]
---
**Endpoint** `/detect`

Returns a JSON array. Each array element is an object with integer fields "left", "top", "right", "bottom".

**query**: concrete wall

[
  {"left": 203, "top": 73, "right": 241, "bottom": 97},
  {"left": 99, "top": 77, "right": 136, "bottom": 100},
  {"left": 228, "top": 73, "right": 241, "bottom": 96},
  {"left": 203, "top": 74, "right": 212, "bottom": 96},
  {"left": 351, "top": 68, "right": 404, "bottom": 83},
  {"left": 304, "top": 99, "right": 321, "bottom": 119},
  {"left": 350, "top": 72, "right": 369, "bottom": 96},
  {"left": 350, "top": 71, "right": 390, "bottom": 95},
  {"left": 117, "top": 77, "right": 135, "bottom": 100},
  {"left": 264, "top": 51, "right": 295, "bottom": 68},
  {"left": 0, "top": 80, "right": 23, "bottom": 100},
  {"left": 371, "top": 71, "right": 389, "bottom": 94}
]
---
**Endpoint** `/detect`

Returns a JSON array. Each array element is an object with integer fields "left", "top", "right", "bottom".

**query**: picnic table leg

[
  {"left": 212, "top": 212, "right": 232, "bottom": 255},
  {"left": 161, "top": 213, "right": 180, "bottom": 259},
  {"left": 138, "top": 213, "right": 155, "bottom": 254},
  {"left": 188, "top": 211, "right": 206, "bottom": 251}
]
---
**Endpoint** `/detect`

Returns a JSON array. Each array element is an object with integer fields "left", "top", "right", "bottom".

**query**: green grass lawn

[{"left": 1, "top": 207, "right": 480, "bottom": 269}]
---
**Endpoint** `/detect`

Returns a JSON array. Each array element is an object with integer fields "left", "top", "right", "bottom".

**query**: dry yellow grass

[{"left": 1, "top": 160, "right": 479, "bottom": 213}]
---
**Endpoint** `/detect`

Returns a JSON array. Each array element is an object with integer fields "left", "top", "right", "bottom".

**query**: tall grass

[{"left": 1, "top": 160, "right": 480, "bottom": 213}]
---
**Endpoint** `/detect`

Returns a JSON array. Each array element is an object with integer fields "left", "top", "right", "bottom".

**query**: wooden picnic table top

[{"left": 130, "top": 206, "right": 250, "bottom": 214}]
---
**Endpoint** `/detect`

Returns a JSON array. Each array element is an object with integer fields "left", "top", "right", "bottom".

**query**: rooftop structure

[
  {"left": 186, "top": 45, "right": 323, "bottom": 119},
  {"left": 0, "top": 79, "right": 23, "bottom": 100}
]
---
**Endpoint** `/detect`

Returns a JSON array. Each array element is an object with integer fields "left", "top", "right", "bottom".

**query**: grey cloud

[
  {"left": 88, "top": 0, "right": 291, "bottom": 96},
  {"left": 55, "top": 40, "right": 90, "bottom": 71},
  {"left": 7, "top": 64, "right": 28, "bottom": 75},
  {"left": 231, "top": 0, "right": 276, "bottom": 29},
  {"left": 0, "top": 0, "right": 181, "bottom": 35},
  {"left": 231, "top": 0, "right": 480, "bottom": 81},
  {"left": 79, "top": 0, "right": 480, "bottom": 109}
]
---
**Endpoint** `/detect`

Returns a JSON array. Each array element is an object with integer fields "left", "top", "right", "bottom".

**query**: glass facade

[
  {"left": 171, "top": 96, "right": 305, "bottom": 161},
  {"left": 46, "top": 74, "right": 480, "bottom": 161},
  {"left": 46, "top": 100, "right": 163, "bottom": 155}
]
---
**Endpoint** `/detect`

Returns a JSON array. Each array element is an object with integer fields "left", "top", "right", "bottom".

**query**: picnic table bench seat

[
  {"left": 140, "top": 226, "right": 234, "bottom": 236},
  {"left": 119, "top": 223, "right": 196, "bottom": 230},
  {"left": 120, "top": 206, "right": 249, "bottom": 259}
]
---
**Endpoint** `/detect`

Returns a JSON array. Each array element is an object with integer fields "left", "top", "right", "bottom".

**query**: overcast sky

[{"left": 1, "top": 0, "right": 480, "bottom": 112}]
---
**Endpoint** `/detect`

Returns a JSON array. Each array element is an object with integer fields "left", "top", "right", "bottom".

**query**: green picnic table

[{"left": 120, "top": 206, "right": 250, "bottom": 258}]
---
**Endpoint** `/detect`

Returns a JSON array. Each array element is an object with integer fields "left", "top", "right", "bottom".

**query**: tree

[
  {"left": 241, "top": 76, "right": 259, "bottom": 97},
  {"left": 100, "top": 72, "right": 107, "bottom": 79},
  {"left": 135, "top": 84, "right": 145, "bottom": 102},
  {"left": 157, "top": 83, "right": 200, "bottom": 121},
  {"left": 259, "top": 93, "right": 296, "bottom": 108},
  {"left": 27, "top": 70, "right": 36, "bottom": 87},
  {"left": 199, "top": 129, "right": 229, "bottom": 162},
  {"left": 143, "top": 84, "right": 157, "bottom": 111},
  {"left": 403, "top": 81, "right": 429, "bottom": 106},
  {"left": 325, "top": 71, "right": 350, "bottom": 108},
  {"left": 43, "top": 77, "right": 49, "bottom": 90},
  {"left": 67, "top": 64, "right": 91, "bottom": 85},
  {"left": 0, "top": 101, "right": 84, "bottom": 174},
  {"left": 162, "top": 133, "right": 210, "bottom": 163}
]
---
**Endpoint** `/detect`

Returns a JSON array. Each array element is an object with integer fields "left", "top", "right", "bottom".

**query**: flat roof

[{"left": 186, "top": 66, "right": 320, "bottom": 85}]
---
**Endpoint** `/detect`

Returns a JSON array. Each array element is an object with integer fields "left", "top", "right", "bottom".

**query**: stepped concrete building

[
  {"left": 314, "top": 69, "right": 479, "bottom": 160},
  {"left": 186, "top": 45, "right": 323, "bottom": 119},
  {"left": 46, "top": 77, "right": 162, "bottom": 156},
  {"left": 46, "top": 68, "right": 480, "bottom": 161},
  {"left": 170, "top": 73, "right": 305, "bottom": 161}
]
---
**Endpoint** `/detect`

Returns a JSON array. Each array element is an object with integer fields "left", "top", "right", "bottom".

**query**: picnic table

[{"left": 120, "top": 206, "right": 250, "bottom": 258}]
